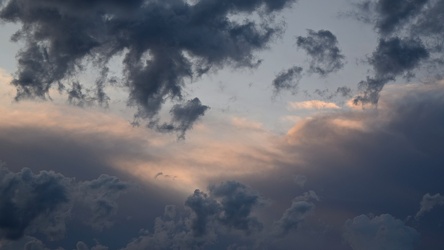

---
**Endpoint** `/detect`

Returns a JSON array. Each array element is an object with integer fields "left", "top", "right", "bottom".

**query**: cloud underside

[
  {"left": 0, "top": 0, "right": 296, "bottom": 137},
  {"left": 1, "top": 82, "right": 444, "bottom": 249}
]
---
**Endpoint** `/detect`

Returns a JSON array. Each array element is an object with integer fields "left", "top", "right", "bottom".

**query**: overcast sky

[{"left": 0, "top": 0, "right": 444, "bottom": 249}]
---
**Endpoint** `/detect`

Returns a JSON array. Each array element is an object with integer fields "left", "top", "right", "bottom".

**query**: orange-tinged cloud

[{"left": 289, "top": 100, "right": 340, "bottom": 110}]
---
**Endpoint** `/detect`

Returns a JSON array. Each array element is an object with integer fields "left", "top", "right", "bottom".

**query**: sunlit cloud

[{"left": 289, "top": 100, "right": 340, "bottom": 110}]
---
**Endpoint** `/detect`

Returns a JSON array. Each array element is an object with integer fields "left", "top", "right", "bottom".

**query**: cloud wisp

[{"left": 296, "top": 29, "right": 345, "bottom": 77}]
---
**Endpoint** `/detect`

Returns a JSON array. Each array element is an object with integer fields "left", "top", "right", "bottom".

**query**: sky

[{"left": 0, "top": 0, "right": 443, "bottom": 249}]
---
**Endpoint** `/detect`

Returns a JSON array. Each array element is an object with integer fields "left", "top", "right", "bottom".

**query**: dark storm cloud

[
  {"left": 124, "top": 181, "right": 263, "bottom": 249},
  {"left": 208, "top": 181, "right": 263, "bottom": 233},
  {"left": 272, "top": 66, "right": 303, "bottom": 94},
  {"left": 355, "top": 0, "right": 429, "bottom": 35},
  {"left": 0, "top": 167, "right": 69, "bottom": 240},
  {"left": 0, "top": 166, "right": 127, "bottom": 241},
  {"left": 335, "top": 86, "right": 352, "bottom": 97},
  {"left": 213, "top": 82, "right": 444, "bottom": 249},
  {"left": 0, "top": 0, "right": 296, "bottom": 136},
  {"left": 155, "top": 98, "right": 209, "bottom": 139},
  {"left": 370, "top": 37, "right": 429, "bottom": 79},
  {"left": 296, "top": 29, "right": 345, "bottom": 77},
  {"left": 354, "top": 37, "right": 429, "bottom": 104},
  {"left": 186, "top": 181, "right": 263, "bottom": 238}
]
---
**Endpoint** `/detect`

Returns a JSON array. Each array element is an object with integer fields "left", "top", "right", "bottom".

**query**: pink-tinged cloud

[{"left": 288, "top": 100, "right": 340, "bottom": 110}]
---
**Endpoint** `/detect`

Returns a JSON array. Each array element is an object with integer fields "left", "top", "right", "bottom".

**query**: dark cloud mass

[
  {"left": 356, "top": 0, "right": 429, "bottom": 35},
  {"left": 296, "top": 29, "right": 345, "bottom": 77},
  {"left": 0, "top": 167, "right": 69, "bottom": 240},
  {"left": 0, "top": 0, "right": 296, "bottom": 136},
  {"left": 353, "top": 0, "right": 444, "bottom": 104},
  {"left": 0, "top": 166, "right": 127, "bottom": 242},
  {"left": 355, "top": 37, "right": 429, "bottom": 104}
]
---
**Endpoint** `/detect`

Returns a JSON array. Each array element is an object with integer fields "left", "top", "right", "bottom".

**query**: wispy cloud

[{"left": 288, "top": 100, "right": 340, "bottom": 110}]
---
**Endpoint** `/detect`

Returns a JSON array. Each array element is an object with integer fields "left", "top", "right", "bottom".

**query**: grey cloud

[
  {"left": 0, "top": 167, "right": 69, "bottom": 240},
  {"left": 0, "top": 236, "right": 50, "bottom": 250},
  {"left": 355, "top": 37, "right": 429, "bottom": 104},
  {"left": 344, "top": 214, "right": 419, "bottom": 250},
  {"left": 185, "top": 189, "right": 221, "bottom": 238},
  {"left": 208, "top": 181, "right": 263, "bottom": 233},
  {"left": 76, "top": 175, "right": 129, "bottom": 230},
  {"left": 0, "top": 166, "right": 127, "bottom": 242},
  {"left": 272, "top": 66, "right": 303, "bottom": 94},
  {"left": 0, "top": 0, "right": 296, "bottom": 137},
  {"left": 154, "top": 98, "right": 209, "bottom": 139},
  {"left": 335, "top": 86, "right": 352, "bottom": 97},
  {"left": 312, "top": 86, "right": 352, "bottom": 100},
  {"left": 224, "top": 83, "right": 444, "bottom": 248},
  {"left": 75, "top": 241, "right": 109, "bottom": 250},
  {"left": 124, "top": 181, "right": 263, "bottom": 250},
  {"left": 296, "top": 29, "right": 345, "bottom": 77},
  {"left": 273, "top": 191, "right": 318, "bottom": 237},
  {"left": 415, "top": 193, "right": 444, "bottom": 219},
  {"left": 370, "top": 37, "right": 429, "bottom": 79},
  {"left": 351, "top": 1, "right": 444, "bottom": 104},
  {"left": 355, "top": 0, "right": 429, "bottom": 35}
]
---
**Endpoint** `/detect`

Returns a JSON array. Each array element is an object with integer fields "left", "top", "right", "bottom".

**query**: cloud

[
  {"left": 154, "top": 98, "right": 209, "bottom": 139},
  {"left": 354, "top": 0, "right": 429, "bottom": 35},
  {"left": 0, "top": 0, "right": 296, "bottom": 137},
  {"left": 273, "top": 191, "right": 318, "bottom": 237},
  {"left": 350, "top": 1, "right": 444, "bottom": 104},
  {"left": 123, "top": 181, "right": 263, "bottom": 250},
  {"left": 272, "top": 66, "right": 303, "bottom": 94},
  {"left": 344, "top": 214, "right": 419, "bottom": 250},
  {"left": 288, "top": 100, "right": 340, "bottom": 110},
  {"left": 0, "top": 167, "right": 69, "bottom": 241},
  {"left": 354, "top": 37, "right": 429, "bottom": 104},
  {"left": 415, "top": 193, "right": 444, "bottom": 219},
  {"left": 296, "top": 29, "right": 345, "bottom": 77},
  {"left": 0, "top": 166, "right": 127, "bottom": 241}
]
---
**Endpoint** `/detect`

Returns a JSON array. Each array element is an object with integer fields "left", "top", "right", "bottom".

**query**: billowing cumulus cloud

[
  {"left": 273, "top": 191, "right": 318, "bottom": 237},
  {"left": 0, "top": 167, "right": 69, "bottom": 241},
  {"left": 123, "top": 181, "right": 263, "bottom": 249},
  {"left": 0, "top": 0, "right": 296, "bottom": 137},
  {"left": 296, "top": 29, "right": 345, "bottom": 77},
  {"left": 0, "top": 166, "right": 127, "bottom": 242},
  {"left": 344, "top": 214, "right": 419, "bottom": 250}
]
